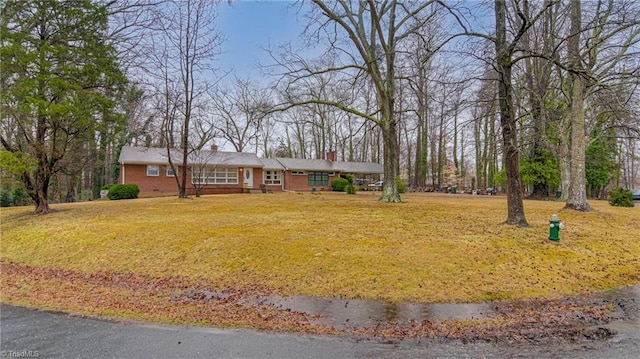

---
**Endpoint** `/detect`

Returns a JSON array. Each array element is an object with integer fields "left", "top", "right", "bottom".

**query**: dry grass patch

[{"left": 1, "top": 192, "right": 639, "bottom": 303}]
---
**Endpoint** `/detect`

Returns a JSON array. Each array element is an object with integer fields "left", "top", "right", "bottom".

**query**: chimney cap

[{"left": 326, "top": 150, "right": 336, "bottom": 161}]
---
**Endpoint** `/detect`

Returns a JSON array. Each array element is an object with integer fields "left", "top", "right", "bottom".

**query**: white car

[{"left": 368, "top": 181, "right": 383, "bottom": 190}]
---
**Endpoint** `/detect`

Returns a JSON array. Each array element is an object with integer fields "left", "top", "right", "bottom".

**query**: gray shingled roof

[
  {"left": 119, "top": 146, "right": 179, "bottom": 164},
  {"left": 260, "top": 158, "right": 285, "bottom": 170},
  {"left": 333, "top": 161, "right": 383, "bottom": 174},
  {"left": 275, "top": 157, "right": 383, "bottom": 174},
  {"left": 119, "top": 146, "right": 382, "bottom": 173},
  {"left": 276, "top": 157, "right": 335, "bottom": 171},
  {"left": 191, "top": 150, "right": 264, "bottom": 167},
  {"left": 119, "top": 146, "right": 263, "bottom": 167}
]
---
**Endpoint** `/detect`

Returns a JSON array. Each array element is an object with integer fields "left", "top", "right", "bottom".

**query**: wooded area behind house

[{"left": 1, "top": 0, "right": 639, "bottom": 217}]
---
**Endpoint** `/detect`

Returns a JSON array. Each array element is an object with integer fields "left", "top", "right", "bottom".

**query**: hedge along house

[{"left": 118, "top": 146, "right": 383, "bottom": 197}]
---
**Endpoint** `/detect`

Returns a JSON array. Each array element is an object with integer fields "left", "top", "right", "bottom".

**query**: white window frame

[
  {"left": 166, "top": 166, "right": 177, "bottom": 177},
  {"left": 192, "top": 167, "right": 238, "bottom": 184},
  {"left": 292, "top": 170, "right": 305, "bottom": 175},
  {"left": 264, "top": 170, "right": 282, "bottom": 185},
  {"left": 146, "top": 165, "right": 159, "bottom": 176}
]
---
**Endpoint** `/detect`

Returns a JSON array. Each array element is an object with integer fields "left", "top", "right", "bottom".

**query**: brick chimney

[
  {"left": 326, "top": 151, "right": 336, "bottom": 162},
  {"left": 211, "top": 143, "right": 218, "bottom": 152}
]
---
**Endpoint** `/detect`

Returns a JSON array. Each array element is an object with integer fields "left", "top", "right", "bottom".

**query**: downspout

[
  {"left": 121, "top": 162, "right": 125, "bottom": 184},
  {"left": 282, "top": 168, "right": 286, "bottom": 191},
  {"left": 283, "top": 168, "right": 288, "bottom": 191}
]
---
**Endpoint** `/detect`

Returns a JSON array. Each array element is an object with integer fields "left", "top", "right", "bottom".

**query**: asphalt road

[{"left": 1, "top": 304, "right": 639, "bottom": 359}]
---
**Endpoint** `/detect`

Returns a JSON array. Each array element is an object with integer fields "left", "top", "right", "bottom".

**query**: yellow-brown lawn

[{"left": 2, "top": 191, "right": 639, "bottom": 303}]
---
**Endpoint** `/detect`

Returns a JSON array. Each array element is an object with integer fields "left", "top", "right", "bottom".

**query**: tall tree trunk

[
  {"left": 414, "top": 65, "right": 429, "bottom": 188},
  {"left": 524, "top": 0, "right": 555, "bottom": 199},
  {"left": 65, "top": 174, "right": 77, "bottom": 203},
  {"left": 557, "top": 150, "right": 570, "bottom": 197},
  {"left": 495, "top": 0, "right": 528, "bottom": 226},
  {"left": 564, "top": 73, "right": 591, "bottom": 210},
  {"left": 379, "top": 95, "right": 401, "bottom": 202},
  {"left": 93, "top": 132, "right": 107, "bottom": 199},
  {"left": 453, "top": 105, "right": 459, "bottom": 178},
  {"left": 430, "top": 129, "right": 438, "bottom": 190},
  {"left": 564, "top": 0, "right": 592, "bottom": 211},
  {"left": 33, "top": 114, "right": 52, "bottom": 213},
  {"left": 34, "top": 169, "right": 51, "bottom": 213},
  {"left": 474, "top": 113, "right": 483, "bottom": 191},
  {"left": 180, "top": 138, "right": 188, "bottom": 198}
]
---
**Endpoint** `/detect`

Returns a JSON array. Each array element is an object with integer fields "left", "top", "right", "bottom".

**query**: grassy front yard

[{"left": 2, "top": 192, "right": 638, "bottom": 304}]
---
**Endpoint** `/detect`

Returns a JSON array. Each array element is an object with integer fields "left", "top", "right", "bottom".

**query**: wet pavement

[
  {"left": 171, "top": 289, "right": 498, "bottom": 328},
  {"left": 157, "top": 284, "right": 640, "bottom": 356},
  {"left": 174, "top": 285, "right": 640, "bottom": 333},
  {"left": 246, "top": 294, "right": 496, "bottom": 328},
  {"left": 2, "top": 303, "right": 639, "bottom": 359}
]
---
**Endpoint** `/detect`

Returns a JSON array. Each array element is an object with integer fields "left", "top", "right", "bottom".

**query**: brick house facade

[{"left": 119, "top": 146, "right": 383, "bottom": 197}]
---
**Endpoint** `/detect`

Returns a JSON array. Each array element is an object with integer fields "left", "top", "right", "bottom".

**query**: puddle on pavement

[{"left": 240, "top": 294, "right": 496, "bottom": 328}]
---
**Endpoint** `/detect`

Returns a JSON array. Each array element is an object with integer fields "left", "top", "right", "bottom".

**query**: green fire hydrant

[{"left": 549, "top": 214, "right": 563, "bottom": 241}]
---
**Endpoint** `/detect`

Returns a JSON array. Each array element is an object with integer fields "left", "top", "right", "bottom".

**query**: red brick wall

[
  {"left": 121, "top": 164, "right": 341, "bottom": 195},
  {"left": 283, "top": 171, "right": 339, "bottom": 191},
  {"left": 121, "top": 164, "right": 245, "bottom": 197},
  {"left": 121, "top": 164, "right": 179, "bottom": 197},
  {"left": 187, "top": 187, "right": 244, "bottom": 195},
  {"left": 252, "top": 168, "right": 263, "bottom": 188}
]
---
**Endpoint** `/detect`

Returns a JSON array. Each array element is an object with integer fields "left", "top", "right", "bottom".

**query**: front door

[{"left": 243, "top": 167, "right": 253, "bottom": 188}]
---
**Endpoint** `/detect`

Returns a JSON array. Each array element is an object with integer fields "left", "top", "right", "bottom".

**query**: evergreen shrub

[
  {"left": 345, "top": 174, "right": 357, "bottom": 194},
  {"left": 107, "top": 184, "right": 140, "bottom": 200},
  {"left": 331, "top": 178, "right": 349, "bottom": 192},
  {"left": 0, "top": 188, "right": 12, "bottom": 207},
  {"left": 397, "top": 177, "right": 407, "bottom": 194},
  {"left": 12, "top": 187, "right": 30, "bottom": 206},
  {"left": 608, "top": 187, "right": 634, "bottom": 207},
  {"left": 102, "top": 184, "right": 116, "bottom": 191}
]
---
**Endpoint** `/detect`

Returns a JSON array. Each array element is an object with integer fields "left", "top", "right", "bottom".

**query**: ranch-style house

[{"left": 118, "top": 146, "right": 383, "bottom": 197}]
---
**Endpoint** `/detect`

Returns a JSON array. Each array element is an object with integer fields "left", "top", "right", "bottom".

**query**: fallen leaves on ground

[
  {"left": 0, "top": 260, "right": 331, "bottom": 335},
  {"left": 2, "top": 260, "right": 634, "bottom": 344}
]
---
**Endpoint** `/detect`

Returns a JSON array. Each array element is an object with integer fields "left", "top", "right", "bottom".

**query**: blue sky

[{"left": 217, "top": 1, "right": 306, "bottom": 78}]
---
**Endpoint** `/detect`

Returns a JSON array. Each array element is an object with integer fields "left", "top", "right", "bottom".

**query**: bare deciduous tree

[
  {"left": 273, "top": 0, "right": 450, "bottom": 202},
  {"left": 211, "top": 77, "right": 273, "bottom": 153},
  {"left": 146, "top": 0, "right": 223, "bottom": 198},
  {"left": 564, "top": 0, "right": 592, "bottom": 211}
]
